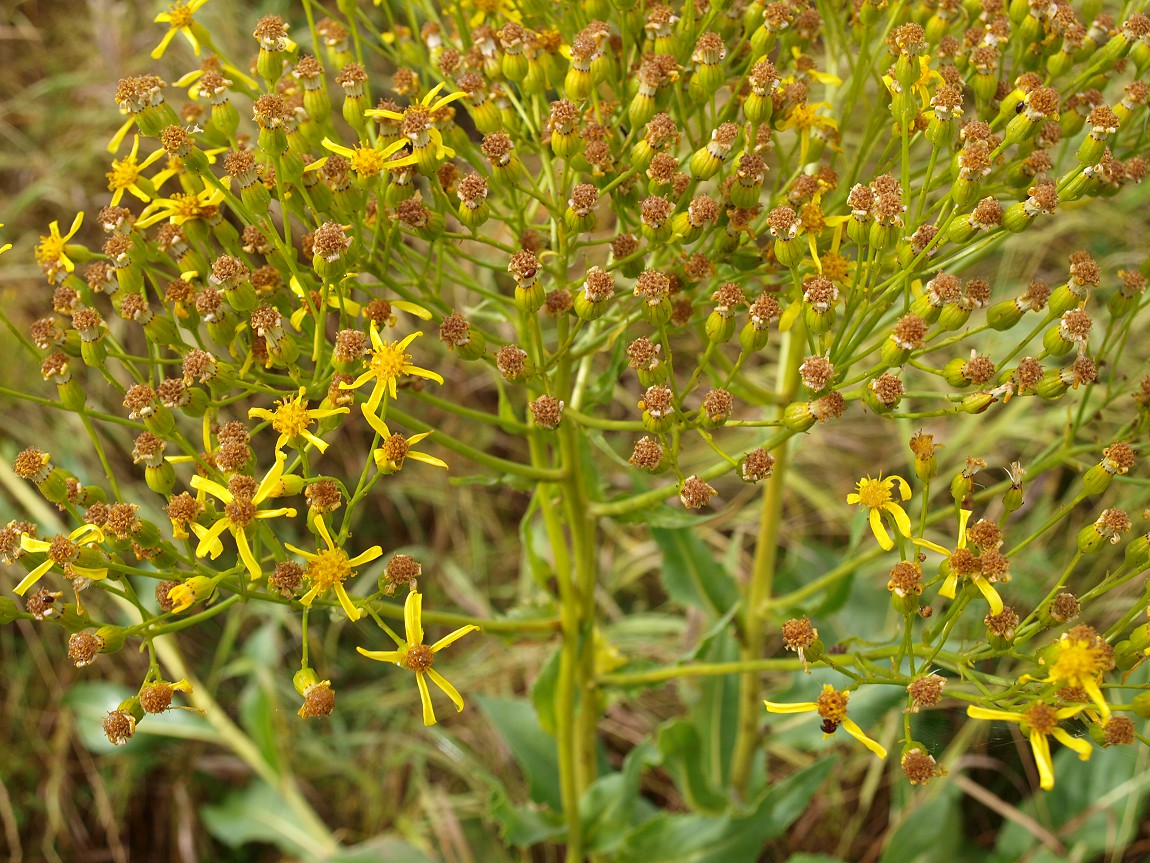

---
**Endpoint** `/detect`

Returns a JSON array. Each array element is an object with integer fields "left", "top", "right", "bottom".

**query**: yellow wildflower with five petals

[
  {"left": 107, "top": 136, "right": 166, "bottom": 206},
  {"left": 765, "top": 684, "right": 887, "bottom": 758},
  {"left": 847, "top": 474, "right": 913, "bottom": 551},
  {"left": 190, "top": 455, "right": 298, "bottom": 581},
  {"left": 152, "top": 0, "right": 211, "bottom": 60},
  {"left": 914, "top": 509, "right": 1005, "bottom": 615},
  {"left": 357, "top": 590, "right": 479, "bottom": 725},
  {"left": 341, "top": 329, "right": 443, "bottom": 417},
  {"left": 248, "top": 386, "right": 349, "bottom": 454},
  {"left": 14, "top": 524, "right": 107, "bottom": 596},
  {"left": 966, "top": 701, "right": 1091, "bottom": 790},
  {"left": 285, "top": 515, "right": 382, "bottom": 621},
  {"left": 34, "top": 212, "right": 84, "bottom": 283}
]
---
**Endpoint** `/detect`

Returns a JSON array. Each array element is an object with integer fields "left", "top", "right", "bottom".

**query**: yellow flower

[
  {"left": 341, "top": 329, "right": 443, "bottom": 419},
  {"left": 14, "top": 524, "right": 107, "bottom": 596},
  {"left": 967, "top": 702, "right": 1091, "bottom": 790},
  {"left": 0, "top": 223, "right": 11, "bottom": 257},
  {"left": 135, "top": 185, "right": 226, "bottom": 229},
  {"left": 107, "top": 135, "right": 166, "bottom": 206},
  {"left": 847, "top": 474, "right": 913, "bottom": 551},
  {"left": 1026, "top": 632, "right": 1112, "bottom": 720},
  {"left": 285, "top": 515, "right": 382, "bottom": 621},
  {"left": 152, "top": 0, "right": 211, "bottom": 59},
  {"left": 364, "top": 83, "right": 467, "bottom": 164},
  {"left": 190, "top": 455, "right": 298, "bottom": 581},
  {"left": 248, "top": 386, "right": 349, "bottom": 454},
  {"left": 765, "top": 684, "right": 887, "bottom": 758},
  {"left": 357, "top": 591, "right": 479, "bottom": 726},
  {"left": 320, "top": 136, "right": 415, "bottom": 177},
  {"left": 370, "top": 419, "right": 448, "bottom": 474},
  {"left": 167, "top": 575, "right": 216, "bottom": 613},
  {"left": 914, "top": 510, "right": 1004, "bottom": 615},
  {"left": 34, "top": 212, "right": 84, "bottom": 283}
]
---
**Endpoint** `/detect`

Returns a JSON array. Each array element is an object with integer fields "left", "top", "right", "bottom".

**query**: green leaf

[
  {"left": 878, "top": 783, "right": 962, "bottom": 863},
  {"left": 200, "top": 781, "right": 337, "bottom": 861},
  {"left": 489, "top": 789, "right": 565, "bottom": 848},
  {"left": 656, "top": 721, "right": 728, "bottom": 814},
  {"left": 330, "top": 836, "right": 440, "bottom": 863},
  {"left": 476, "top": 695, "right": 562, "bottom": 810},
  {"left": 691, "top": 630, "right": 741, "bottom": 793},
  {"left": 617, "top": 759, "right": 832, "bottom": 863},
  {"left": 651, "top": 527, "right": 738, "bottom": 615},
  {"left": 581, "top": 742, "right": 656, "bottom": 853},
  {"left": 530, "top": 645, "right": 562, "bottom": 736}
]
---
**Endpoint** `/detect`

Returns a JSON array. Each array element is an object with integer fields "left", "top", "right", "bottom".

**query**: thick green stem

[{"left": 729, "top": 321, "right": 804, "bottom": 797}]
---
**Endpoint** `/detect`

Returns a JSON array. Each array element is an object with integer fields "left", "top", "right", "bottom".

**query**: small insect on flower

[
  {"left": 765, "top": 684, "right": 887, "bottom": 758},
  {"left": 357, "top": 590, "right": 479, "bottom": 726},
  {"left": 847, "top": 474, "right": 913, "bottom": 551}
]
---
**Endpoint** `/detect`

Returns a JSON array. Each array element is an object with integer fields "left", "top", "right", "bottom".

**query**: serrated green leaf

[{"left": 651, "top": 527, "right": 738, "bottom": 615}]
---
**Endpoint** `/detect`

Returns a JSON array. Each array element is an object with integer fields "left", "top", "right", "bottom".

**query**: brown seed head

[
  {"left": 69, "top": 631, "right": 105, "bottom": 667},
  {"left": 439, "top": 312, "right": 472, "bottom": 348},
  {"left": 799, "top": 356, "right": 835, "bottom": 391},
  {"left": 105, "top": 503, "right": 140, "bottom": 540},
  {"left": 635, "top": 270, "right": 671, "bottom": 303},
  {"left": 611, "top": 233, "right": 639, "bottom": 262},
  {"left": 740, "top": 448, "right": 775, "bottom": 482},
  {"left": 1048, "top": 592, "right": 1080, "bottom": 624},
  {"left": 508, "top": 249, "right": 540, "bottom": 283},
  {"left": 1103, "top": 716, "right": 1136, "bottom": 746},
  {"left": 530, "top": 395, "right": 563, "bottom": 429},
  {"left": 1015, "top": 357, "right": 1044, "bottom": 391},
  {"left": 495, "top": 345, "right": 528, "bottom": 380},
  {"left": 781, "top": 617, "right": 818, "bottom": 653},
  {"left": 299, "top": 681, "right": 335, "bottom": 718},
  {"left": 962, "top": 354, "right": 996, "bottom": 385},
  {"left": 702, "top": 388, "right": 733, "bottom": 422},
  {"left": 25, "top": 588, "right": 63, "bottom": 620},
  {"left": 984, "top": 606, "right": 1019, "bottom": 639},
  {"left": 970, "top": 197, "right": 1003, "bottom": 228},
  {"left": 870, "top": 373, "right": 904, "bottom": 407},
  {"left": 384, "top": 553, "right": 421, "bottom": 595},
  {"left": 802, "top": 276, "right": 837, "bottom": 311},
  {"left": 640, "top": 385, "right": 673, "bottom": 417},
  {"left": 640, "top": 195, "right": 673, "bottom": 228},
  {"left": 569, "top": 183, "right": 598, "bottom": 215},
  {"left": 629, "top": 437, "right": 664, "bottom": 472},
  {"left": 304, "top": 479, "right": 341, "bottom": 513},
  {"left": 811, "top": 391, "right": 847, "bottom": 422},
  {"left": 269, "top": 560, "right": 303, "bottom": 596},
  {"left": 103, "top": 710, "right": 136, "bottom": 746},
  {"left": 902, "top": 748, "right": 945, "bottom": 785},
  {"left": 627, "top": 337, "right": 660, "bottom": 371},
  {"left": 679, "top": 475, "right": 716, "bottom": 510},
  {"left": 907, "top": 672, "right": 945, "bottom": 709},
  {"left": 139, "top": 682, "right": 175, "bottom": 714}
]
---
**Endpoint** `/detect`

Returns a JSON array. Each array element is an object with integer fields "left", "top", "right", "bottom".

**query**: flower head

[
  {"left": 189, "top": 455, "right": 298, "bottom": 581},
  {"left": 34, "top": 212, "right": 84, "bottom": 283},
  {"left": 285, "top": 515, "right": 382, "bottom": 621},
  {"left": 370, "top": 419, "right": 448, "bottom": 474},
  {"left": 152, "top": 0, "right": 210, "bottom": 59},
  {"left": 967, "top": 701, "right": 1091, "bottom": 790},
  {"left": 341, "top": 329, "right": 444, "bottom": 417},
  {"left": 248, "top": 386, "right": 348, "bottom": 454},
  {"left": 765, "top": 684, "right": 887, "bottom": 758},
  {"left": 847, "top": 474, "right": 913, "bottom": 551},
  {"left": 14, "top": 524, "right": 107, "bottom": 595},
  {"left": 914, "top": 510, "right": 1004, "bottom": 615},
  {"left": 357, "top": 590, "right": 479, "bottom": 725},
  {"left": 107, "top": 136, "right": 165, "bottom": 206}
]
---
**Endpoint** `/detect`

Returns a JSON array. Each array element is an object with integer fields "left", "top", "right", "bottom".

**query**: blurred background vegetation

[{"left": 3, "top": 1, "right": 1150, "bottom": 861}]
